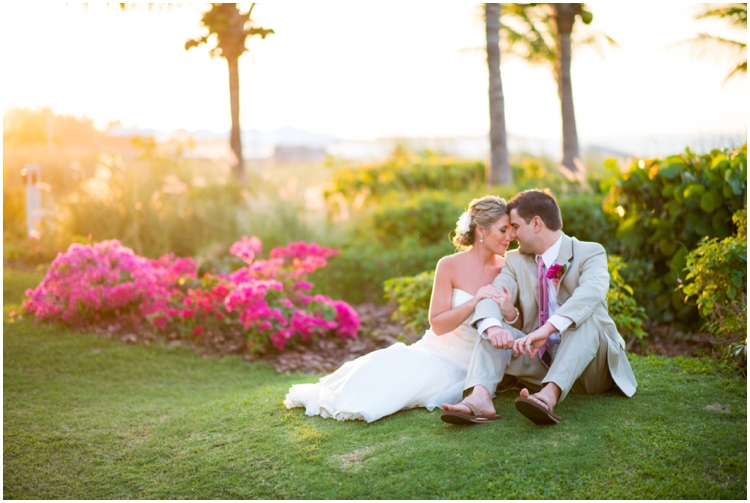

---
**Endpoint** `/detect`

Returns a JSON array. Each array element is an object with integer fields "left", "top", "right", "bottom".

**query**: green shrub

[
  {"left": 369, "top": 191, "right": 464, "bottom": 247},
  {"left": 607, "top": 255, "right": 648, "bottom": 341},
  {"left": 682, "top": 208, "right": 747, "bottom": 369},
  {"left": 602, "top": 145, "right": 747, "bottom": 322},
  {"left": 509, "top": 155, "right": 585, "bottom": 196},
  {"left": 382, "top": 255, "right": 647, "bottom": 340},
  {"left": 321, "top": 150, "right": 619, "bottom": 307},
  {"left": 326, "top": 149, "right": 595, "bottom": 215},
  {"left": 324, "top": 149, "right": 485, "bottom": 212},
  {"left": 310, "top": 241, "right": 453, "bottom": 305},
  {"left": 383, "top": 270, "right": 435, "bottom": 334},
  {"left": 557, "top": 193, "right": 622, "bottom": 255}
]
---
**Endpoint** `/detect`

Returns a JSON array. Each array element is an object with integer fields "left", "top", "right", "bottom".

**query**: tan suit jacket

[{"left": 471, "top": 234, "right": 637, "bottom": 397}]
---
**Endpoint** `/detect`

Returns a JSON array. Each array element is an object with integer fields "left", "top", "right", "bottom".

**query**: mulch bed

[
  {"left": 72, "top": 305, "right": 722, "bottom": 376},
  {"left": 631, "top": 322, "right": 717, "bottom": 359},
  {"left": 262, "top": 303, "right": 416, "bottom": 374},
  {"left": 87, "top": 303, "right": 415, "bottom": 375}
]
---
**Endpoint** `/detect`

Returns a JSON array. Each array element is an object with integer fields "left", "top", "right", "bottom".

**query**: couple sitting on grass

[{"left": 284, "top": 189, "right": 637, "bottom": 425}]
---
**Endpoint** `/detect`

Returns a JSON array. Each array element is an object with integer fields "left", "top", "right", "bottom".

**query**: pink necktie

[{"left": 537, "top": 256, "right": 552, "bottom": 368}]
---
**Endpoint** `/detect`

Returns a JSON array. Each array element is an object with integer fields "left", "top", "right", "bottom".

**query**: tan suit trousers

[{"left": 465, "top": 316, "right": 615, "bottom": 402}]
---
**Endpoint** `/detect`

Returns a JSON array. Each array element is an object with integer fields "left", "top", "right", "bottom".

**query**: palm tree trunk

[
  {"left": 485, "top": 3, "right": 512, "bottom": 186},
  {"left": 227, "top": 54, "right": 245, "bottom": 182},
  {"left": 553, "top": 3, "right": 582, "bottom": 176}
]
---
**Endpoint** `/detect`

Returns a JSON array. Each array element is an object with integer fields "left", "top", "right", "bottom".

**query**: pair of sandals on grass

[{"left": 440, "top": 379, "right": 561, "bottom": 426}]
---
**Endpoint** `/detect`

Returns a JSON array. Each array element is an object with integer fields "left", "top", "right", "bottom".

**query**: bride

[{"left": 283, "top": 195, "right": 519, "bottom": 422}]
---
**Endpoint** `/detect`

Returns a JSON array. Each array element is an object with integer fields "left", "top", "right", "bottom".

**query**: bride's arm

[{"left": 428, "top": 258, "right": 498, "bottom": 336}]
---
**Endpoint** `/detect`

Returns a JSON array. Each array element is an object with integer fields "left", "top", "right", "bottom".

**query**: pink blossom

[
  {"left": 230, "top": 236, "right": 263, "bottom": 264},
  {"left": 23, "top": 238, "right": 360, "bottom": 353},
  {"left": 23, "top": 240, "right": 196, "bottom": 326}
]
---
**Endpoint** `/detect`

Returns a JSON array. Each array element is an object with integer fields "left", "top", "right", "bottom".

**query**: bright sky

[{"left": 1, "top": 2, "right": 746, "bottom": 141}]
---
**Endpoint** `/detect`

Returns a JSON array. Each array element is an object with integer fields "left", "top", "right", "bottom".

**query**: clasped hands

[{"left": 486, "top": 322, "right": 557, "bottom": 359}]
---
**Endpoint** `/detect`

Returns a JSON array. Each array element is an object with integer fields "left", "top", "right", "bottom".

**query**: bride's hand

[
  {"left": 493, "top": 286, "right": 516, "bottom": 320},
  {"left": 473, "top": 284, "right": 502, "bottom": 307}
]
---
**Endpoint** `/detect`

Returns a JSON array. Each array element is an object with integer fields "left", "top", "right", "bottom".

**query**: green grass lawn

[{"left": 4, "top": 268, "right": 747, "bottom": 499}]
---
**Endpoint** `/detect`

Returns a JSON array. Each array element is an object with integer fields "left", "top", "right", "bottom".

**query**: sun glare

[{"left": 1, "top": 2, "right": 745, "bottom": 140}]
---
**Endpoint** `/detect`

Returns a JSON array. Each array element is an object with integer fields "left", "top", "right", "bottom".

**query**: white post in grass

[{"left": 22, "top": 164, "right": 42, "bottom": 239}]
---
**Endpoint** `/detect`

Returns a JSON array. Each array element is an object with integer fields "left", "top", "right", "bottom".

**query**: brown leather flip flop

[
  {"left": 440, "top": 401, "right": 501, "bottom": 425},
  {"left": 514, "top": 394, "right": 561, "bottom": 425}
]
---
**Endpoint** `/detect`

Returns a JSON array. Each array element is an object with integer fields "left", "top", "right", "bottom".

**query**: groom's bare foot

[
  {"left": 519, "top": 383, "right": 560, "bottom": 412},
  {"left": 442, "top": 385, "right": 496, "bottom": 416}
]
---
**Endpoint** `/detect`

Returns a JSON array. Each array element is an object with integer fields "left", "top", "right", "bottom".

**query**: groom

[{"left": 442, "top": 189, "right": 637, "bottom": 425}]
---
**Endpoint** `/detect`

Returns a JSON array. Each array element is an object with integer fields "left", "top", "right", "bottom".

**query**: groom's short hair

[{"left": 508, "top": 189, "right": 563, "bottom": 231}]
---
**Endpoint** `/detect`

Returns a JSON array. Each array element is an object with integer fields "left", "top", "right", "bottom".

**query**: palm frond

[
  {"left": 725, "top": 60, "right": 748, "bottom": 82},
  {"left": 678, "top": 32, "right": 747, "bottom": 58},
  {"left": 695, "top": 3, "right": 747, "bottom": 27},
  {"left": 572, "top": 28, "right": 619, "bottom": 58},
  {"left": 669, "top": 32, "right": 747, "bottom": 81},
  {"left": 499, "top": 4, "right": 555, "bottom": 67},
  {"left": 500, "top": 3, "right": 617, "bottom": 65}
]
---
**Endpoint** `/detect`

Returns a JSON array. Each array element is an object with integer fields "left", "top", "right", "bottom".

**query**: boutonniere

[{"left": 546, "top": 263, "right": 567, "bottom": 286}]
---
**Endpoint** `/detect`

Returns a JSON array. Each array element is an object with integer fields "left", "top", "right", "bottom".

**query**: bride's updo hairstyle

[{"left": 451, "top": 195, "right": 508, "bottom": 248}]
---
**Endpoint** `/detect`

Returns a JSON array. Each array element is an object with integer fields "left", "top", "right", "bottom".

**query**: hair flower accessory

[
  {"left": 456, "top": 212, "right": 472, "bottom": 234},
  {"left": 546, "top": 263, "right": 568, "bottom": 286}
]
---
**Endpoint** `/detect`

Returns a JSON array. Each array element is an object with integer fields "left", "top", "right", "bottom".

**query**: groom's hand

[
  {"left": 513, "top": 323, "right": 557, "bottom": 358},
  {"left": 486, "top": 326, "right": 514, "bottom": 350}
]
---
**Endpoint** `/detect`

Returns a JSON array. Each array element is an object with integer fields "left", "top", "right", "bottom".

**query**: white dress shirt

[{"left": 478, "top": 234, "right": 573, "bottom": 340}]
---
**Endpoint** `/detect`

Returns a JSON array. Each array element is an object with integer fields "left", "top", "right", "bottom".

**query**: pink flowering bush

[
  {"left": 157, "top": 238, "right": 359, "bottom": 352},
  {"left": 24, "top": 236, "right": 360, "bottom": 354},
  {"left": 24, "top": 240, "right": 197, "bottom": 326}
]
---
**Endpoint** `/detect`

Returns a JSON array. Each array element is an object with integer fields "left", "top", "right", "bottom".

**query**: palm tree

[
  {"left": 552, "top": 4, "right": 584, "bottom": 177},
  {"left": 501, "top": 3, "right": 612, "bottom": 178},
  {"left": 673, "top": 3, "right": 747, "bottom": 82},
  {"left": 485, "top": 4, "right": 512, "bottom": 186},
  {"left": 185, "top": 3, "right": 274, "bottom": 182}
]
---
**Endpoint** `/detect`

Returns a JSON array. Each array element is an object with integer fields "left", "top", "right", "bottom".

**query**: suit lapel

[{"left": 555, "top": 234, "right": 574, "bottom": 303}]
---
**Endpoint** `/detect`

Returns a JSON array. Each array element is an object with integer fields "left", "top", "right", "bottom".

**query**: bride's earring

[{"left": 480, "top": 235, "right": 483, "bottom": 243}]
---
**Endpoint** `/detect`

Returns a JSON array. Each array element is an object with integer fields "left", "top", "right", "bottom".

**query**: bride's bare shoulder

[
  {"left": 436, "top": 250, "right": 470, "bottom": 269},
  {"left": 436, "top": 252, "right": 474, "bottom": 282}
]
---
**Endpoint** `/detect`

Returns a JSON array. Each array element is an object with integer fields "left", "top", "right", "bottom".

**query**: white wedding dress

[{"left": 283, "top": 289, "right": 479, "bottom": 422}]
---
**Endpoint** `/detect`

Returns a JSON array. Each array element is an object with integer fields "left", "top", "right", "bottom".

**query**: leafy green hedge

[
  {"left": 383, "top": 255, "right": 647, "bottom": 341},
  {"left": 324, "top": 149, "right": 485, "bottom": 208},
  {"left": 321, "top": 147, "right": 627, "bottom": 306},
  {"left": 606, "top": 255, "right": 648, "bottom": 340},
  {"left": 324, "top": 149, "right": 591, "bottom": 218},
  {"left": 369, "top": 191, "right": 464, "bottom": 247},
  {"left": 310, "top": 241, "right": 453, "bottom": 305},
  {"left": 682, "top": 208, "right": 747, "bottom": 369},
  {"left": 383, "top": 270, "right": 435, "bottom": 335},
  {"left": 603, "top": 145, "right": 747, "bottom": 322},
  {"left": 557, "top": 193, "right": 622, "bottom": 255}
]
